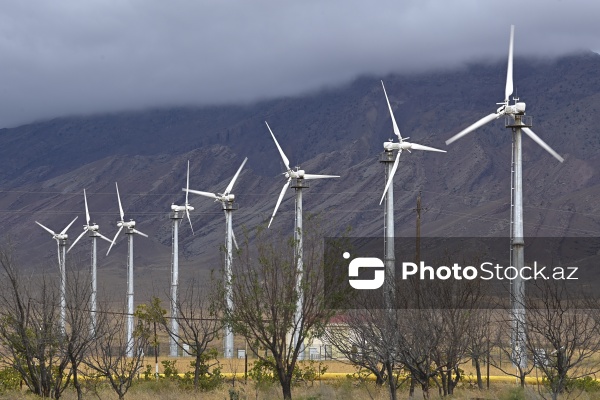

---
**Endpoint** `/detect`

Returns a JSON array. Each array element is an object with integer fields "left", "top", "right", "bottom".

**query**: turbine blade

[
  {"left": 106, "top": 226, "right": 123, "bottom": 256},
  {"left": 380, "top": 150, "right": 402, "bottom": 205},
  {"left": 186, "top": 209, "right": 194, "bottom": 235},
  {"left": 232, "top": 229, "right": 239, "bottom": 251},
  {"left": 36, "top": 221, "right": 56, "bottom": 236},
  {"left": 60, "top": 216, "right": 78, "bottom": 235},
  {"left": 265, "top": 121, "right": 290, "bottom": 170},
  {"left": 97, "top": 232, "right": 113, "bottom": 244},
  {"left": 445, "top": 113, "right": 499, "bottom": 145},
  {"left": 184, "top": 188, "right": 218, "bottom": 199},
  {"left": 410, "top": 143, "right": 447, "bottom": 153},
  {"left": 303, "top": 174, "right": 340, "bottom": 180},
  {"left": 67, "top": 229, "right": 87, "bottom": 253},
  {"left": 224, "top": 157, "right": 248, "bottom": 195},
  {"left": 268, "top": 178, "right": 291, "bottom": 228},
  {"left": 133, "top": 229, "right": 148, "bottom": 238},
  {"left": 83, "top": 189, "right": 91, "bottom": 226},
  {"left": 505, "top": 25, "right": 514, "bottom": 103},
  {"left": 57, "top": 241, "right": 61, "bottom": 267},
  {"left": 381, "top": 80, "right": 403, "bottom": 140},
  {"left": 224, "top": 210, "right": 239, "bottom": 250},
  {"left": 115, "top": 182, "right": 125, "bottom": 221},
  {"left": 522, "top": 127, "right": 564, "bottom": 163},
  {"left": 185, "top": 160, "right": 190, "bottom": 206}
]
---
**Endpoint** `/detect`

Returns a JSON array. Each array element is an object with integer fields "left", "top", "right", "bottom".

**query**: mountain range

[{"left": 1, "top": 51, "right": 599, "bottom": 302}]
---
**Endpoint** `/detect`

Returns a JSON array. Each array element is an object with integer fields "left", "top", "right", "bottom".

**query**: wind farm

[{"left": 0, "top": 5, "right": 598, "bottom": 398}]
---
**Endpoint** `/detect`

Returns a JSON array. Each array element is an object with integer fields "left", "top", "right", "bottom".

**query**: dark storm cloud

[{"left": 0, "top": 0, "right": 597, "bottom": 128}]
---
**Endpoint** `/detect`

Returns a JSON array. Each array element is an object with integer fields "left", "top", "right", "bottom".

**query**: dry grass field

[
  {"left": 3, "top": 380, "right": 600, "bottom": 400},
  {"left": 3, "top": 355, "right": 599, "bottom": 400}
]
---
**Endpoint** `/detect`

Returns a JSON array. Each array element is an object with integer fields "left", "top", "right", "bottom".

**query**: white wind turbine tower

[
  {"left": 35, "top": 216, "right": 78, "bottom": 333},
  {"left": 184, "top": 157, "right": 247, "bottom": 359},
  {"left": 378, "top": 80, "right": 446, "bottom": 311},
  {"left": 67, "top": 189, "right": 113, "bottom": 334},
  {"left": 106, "top": 182, "right": 148, "bottom": 357},
  {"left": 168, "top": 160, "right": 195, "bottom": 357},
  {"left": 265, "top": 121, "right": 339, "bottom": 360},
  {"left": 445, "top": 25, "right": 564, "bottom": 369}
]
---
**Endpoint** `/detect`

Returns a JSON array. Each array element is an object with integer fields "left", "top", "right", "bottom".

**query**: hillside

[{"left": 1, "top": 51, "right": 599, "bottom": 301}]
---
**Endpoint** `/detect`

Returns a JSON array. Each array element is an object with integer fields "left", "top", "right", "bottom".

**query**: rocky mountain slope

[{"left": 1, "top": 51, "right": 599, "bottom": 300}]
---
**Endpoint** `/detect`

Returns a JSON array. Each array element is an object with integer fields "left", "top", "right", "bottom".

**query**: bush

[
  {"left": 161, "top": 360, "right": 179, "bottom": 379},
  {"left": 140, "top": 353, "right": 222, "bottom": 392},
  {"left": 294, "top": 360, "right": 328, "bottom": 386},
  {"left": 0, "top": 366, "right": 20, "bottom": 393},
  {"left": 248, "top": 357, "right": 278, "bottom": 387},
  {"left": 566, "top": 376, "right": 600, "bottom": 392},
  {"left": 181, "top": 349, "right": 223, "bottom": 391}
]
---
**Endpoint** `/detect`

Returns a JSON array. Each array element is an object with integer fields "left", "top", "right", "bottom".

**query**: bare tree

[
  {"left": 157, "top": 278, "right": 222, "bottom": 389},
  {"left": 85, "top": 303, "right": 150, "bottom": 400},
  {"left": 0, "top": 244, "right": 72, "bottom": 399},
  {"left": 322, "top": 310, "right": 391, "bottom": 386},
  {"left": 524, "top": 279, "right": 600, "bottom": 400},
  {"left": 325, "top": 286, "right": 413, "bottom": 400},
  {"left": 395, "top": 308, "right": 444, "bottom": 400},
  {"left": 63, "top": 268, "right": 97, "bottom": 400},
  {"left": 466, "top": 309, "right": 493, "bottom": 390},
  {"left": 429, "top": 277, "right": 483, "bottom": 396},
  {"left": 491, "top": 309, "right": 535, "bottom": 387},
  {"left": 222, "top": 223, "right": 334, "bottom": 400}
]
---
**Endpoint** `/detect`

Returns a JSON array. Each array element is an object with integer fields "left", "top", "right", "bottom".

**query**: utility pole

[{"left": 412, "top": 191, "right": 428, "bottom": 264}]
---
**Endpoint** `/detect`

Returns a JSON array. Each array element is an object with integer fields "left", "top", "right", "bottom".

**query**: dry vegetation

[{"left": 3, "top": 232, "right": 600, "bottom": 400}]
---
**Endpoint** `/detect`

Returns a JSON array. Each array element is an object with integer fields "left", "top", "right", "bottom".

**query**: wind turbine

[
  {"left": 168, "top": 160, "right": 195, "bottom": 357},
  {"left": 35, "top": 216, "right": 78, "bottom": 333},
  {"left": 445, "top": 25, "right": 564, "bottom": 369},
  {"left": 265, "top": 121, "right": 339, "bottom": 360},
  {"left": 67, "top": 189, "right": 113, "bottom": 334},
  {"left": 378, "top": 80, "right": 445, "bottom": 310},
  {"left": 184, "top": 157, "right": 247, "bottom": 359},
  {"left": 106, "top": 182, "right": 148, "bottom": 357}
]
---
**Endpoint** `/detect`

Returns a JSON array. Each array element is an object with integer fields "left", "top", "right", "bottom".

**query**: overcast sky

[{"left": 0, "top": 0, "right": 597, "bottom": 128}]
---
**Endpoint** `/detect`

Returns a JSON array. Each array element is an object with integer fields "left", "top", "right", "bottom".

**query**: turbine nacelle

[
  {"left": 506, "top": 102, "right": 526, "bottom": 115},
  {"left": 285, "top": 169, "right": 306, "bottom": 179},
  {"left": 383, "top": 141, "right": 399, "bottom": 151},
  {"left": 87, "top": 223, "right": 99, "bottom": 231},
  {"left": 497, "top": 100, "right": 526, "bottom": 116},
  {"left": 118, "top": 220, "right": 136, "bottom": 229},
  {"left": 383, "top": 141, "right": 414, "bottom": 151},
  {"left": 171, "top": 204, "right": 195, "bottom": 212},
  {"left": 218, "top": 193, "right": 235, "bottom": 202}
]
